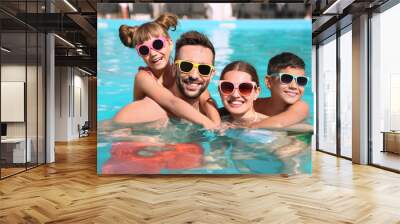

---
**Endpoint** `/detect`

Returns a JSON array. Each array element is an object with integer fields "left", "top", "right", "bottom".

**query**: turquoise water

[
  {"left": 98, "top": 120, "right": 312, "bottom": 174},
  {"left": 97, "top": 19, "right": 312, "bottom": 174}
]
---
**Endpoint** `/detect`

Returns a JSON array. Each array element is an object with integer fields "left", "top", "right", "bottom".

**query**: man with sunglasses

[
  {"left": 172, "top": 31, "right": 216, "bottom": 104},
  {"left": 251, "top": 52, "right": 311, "bottom": 129},
  {"left": 166, "top": 31, "right": 219, "bottom": 124},
  {"left": 114, "top": 31, "right": 219, "bottom": 127}
]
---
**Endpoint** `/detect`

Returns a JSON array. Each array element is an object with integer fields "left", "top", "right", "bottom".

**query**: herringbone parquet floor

[{"left": 1, "top": 135, "right": 400, "bottom": 224}]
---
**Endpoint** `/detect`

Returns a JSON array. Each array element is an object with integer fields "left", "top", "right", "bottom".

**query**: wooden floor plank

[{"left": 0, "top": 135, "right": 400, "bottom": 223}]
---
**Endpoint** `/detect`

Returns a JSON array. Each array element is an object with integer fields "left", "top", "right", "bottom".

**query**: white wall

[
  {"left": 55, "top": 67, "right": 89, "bottom": 141},
  {"left": 73, "top": 73, "right": 89, "bottom": 137},
  {"left": 55, "top": 66, "right": 69, "bottom": 141},
  {"left": 1, "top": 65, "right": 28, "bottom": 138},
  {"left": 1, "top": 64, "right": 26, "bottom": 81},
  {"left": 1, "top": 82, "right": 25, "bottom": 122}
]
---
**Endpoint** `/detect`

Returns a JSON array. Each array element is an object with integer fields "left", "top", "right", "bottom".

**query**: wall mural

[{"left": 97, "top": 3, "right": 313, "bottom": 174}]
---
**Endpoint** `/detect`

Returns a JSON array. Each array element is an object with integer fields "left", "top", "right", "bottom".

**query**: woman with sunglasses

[
  {"left": 115, "top": 13, "right": 218, "bottom": 128},
  {"left": 218, "top": 61, "right": 267, "bottom": 126}
]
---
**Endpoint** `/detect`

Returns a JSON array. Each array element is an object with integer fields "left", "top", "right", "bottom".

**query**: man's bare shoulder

[{"left": 113, "top": 97, "right": 168, "bottom": 124}]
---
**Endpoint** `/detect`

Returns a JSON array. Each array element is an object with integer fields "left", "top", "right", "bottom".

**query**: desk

[
  {"left": 1, "top": 138, "right": 31, "bottom": 163},
  {"left": 382, "top": 131, "right": 400, "bottom": 154}
]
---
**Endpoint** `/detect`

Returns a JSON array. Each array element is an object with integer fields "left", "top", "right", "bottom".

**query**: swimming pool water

[
  {"left": 97, "top": 19, "right": 313, "bottom": 174},
  {"left": 98, "top": 120, "right": 312, "bottom": 174}
]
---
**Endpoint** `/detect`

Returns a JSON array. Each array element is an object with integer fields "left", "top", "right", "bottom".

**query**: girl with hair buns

[{"left": 114, "top": 13, "right": 220, "bottom": 128}]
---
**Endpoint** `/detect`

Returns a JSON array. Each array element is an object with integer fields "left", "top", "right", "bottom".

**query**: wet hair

[
  {"left": 174, "top": 31, "right": 215, "bottom": 64},
  {"left": 119, "top": 13, "right": 178, "bottom": 48},
  {"left": 220, "top": 61, "right": 259, "bottom": 86},
  {"left": 267, "top": 52, "right": 305, "bottom": 75}
]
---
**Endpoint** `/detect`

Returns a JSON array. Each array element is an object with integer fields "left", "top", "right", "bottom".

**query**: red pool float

[{"left": 102, "top": 142, "right": 203, "bottom": 174}]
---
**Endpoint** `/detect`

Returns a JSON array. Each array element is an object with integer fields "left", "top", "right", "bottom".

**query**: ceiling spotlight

[
  {"left": 1, "top": 47, "right": 11, "bottom": 53},
  {"left": 78, "top": 67, "right": 92, "bottom": 76},
  {"left": 54, "top": 34, "right": 75, "bottom": 48},
  {"left": 323, "top": 0, "right": 355, "bottom": 15},
  {"left": 63, "top": 0, "right": 78, "bottom": 12}
]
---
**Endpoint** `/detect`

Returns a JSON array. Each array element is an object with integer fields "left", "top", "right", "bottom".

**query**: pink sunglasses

[
  {"left": 219, "top": 80, "right": 257, "bottom": 97},
  {"left": 135, "top": 36, "right": 167, "bottom": 56}
]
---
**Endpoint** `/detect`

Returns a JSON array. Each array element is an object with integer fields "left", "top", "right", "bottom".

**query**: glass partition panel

[
  {"left": 371, "top": 4, "right": 400, "bottom": 171},
  {"left": 0, "top": 0, "right": 46, "bottom": 179},
  {"left": 339, "top": 28, "right": 352, "bottom": 158},
  {"left": 38, "top": 32, "right": 45, "bottom": 165},
  {"left": 317, "top": 35, "right": 337, "bottom": 154},
  {"left": 27, "top": 30, "right": 38, "bottom": 169},
  {"left": 1, "top": 31, "right": 27, "bottom": 177}
]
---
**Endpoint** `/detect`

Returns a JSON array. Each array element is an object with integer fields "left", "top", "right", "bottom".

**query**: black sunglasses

[
  {"left": 135, "top": 37, "right": 166, "bottom": 56},
  {"left": 175, "top": 60, "right": 214, "bottom": 77}
]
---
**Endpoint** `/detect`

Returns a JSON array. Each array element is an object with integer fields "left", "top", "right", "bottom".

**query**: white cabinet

[{"left": 1, "top": 82, "right": 25, "bottom": 122}]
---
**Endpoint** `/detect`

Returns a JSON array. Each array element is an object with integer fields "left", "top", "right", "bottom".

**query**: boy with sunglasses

[{"left": 251, "top": 52, "right": 311, "bottom": 129}]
